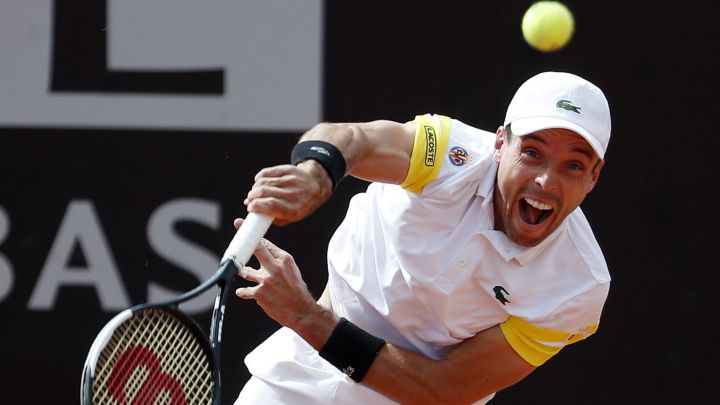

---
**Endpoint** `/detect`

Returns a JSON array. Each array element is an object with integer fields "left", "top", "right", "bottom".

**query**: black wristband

[
  {"left": 319, "top": 317, "right": 386, "bottom": 383},
  {"left": 291, "top": 140, "right": 346, "bottom": 189}
]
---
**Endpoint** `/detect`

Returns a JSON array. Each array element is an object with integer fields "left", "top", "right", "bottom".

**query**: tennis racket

[{"left": 80, "top": 212, "right": 273, "bottom": 405}]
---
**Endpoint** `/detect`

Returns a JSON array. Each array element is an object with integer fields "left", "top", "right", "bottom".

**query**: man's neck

[{"left": 492, "top": 183, "right": 505, "bottom": 233}]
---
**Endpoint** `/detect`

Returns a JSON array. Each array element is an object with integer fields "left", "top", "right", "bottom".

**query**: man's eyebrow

[
  {"left": 571, "top": 146, "right": 595, "bottom": 161},
  {"left": 523, "top": 133, "right": 547, "bottom": 144},
  {"left": 523, "top": 133, "right": 595, "bottom": 161}
]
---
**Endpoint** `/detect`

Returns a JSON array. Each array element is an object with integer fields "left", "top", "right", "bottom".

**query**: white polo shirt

[{"left": 238, "top": 114, "right": 610, "bottom": 404}]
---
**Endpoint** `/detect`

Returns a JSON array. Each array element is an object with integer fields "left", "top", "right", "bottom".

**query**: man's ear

[
  {"left": 586, "top": 159, "right": 605, "bottom": 193},
  {"left": 494, "top": 126, "right": 506, "bottom": 162}
]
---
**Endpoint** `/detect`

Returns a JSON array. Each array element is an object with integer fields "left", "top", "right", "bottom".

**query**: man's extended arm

[{"left": 244, "top": 120, "right": 415, "bottom": 225}]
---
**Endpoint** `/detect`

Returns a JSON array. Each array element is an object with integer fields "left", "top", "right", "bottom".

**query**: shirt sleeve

[
  {"left": 500, "top": 282, "right": 609, "bottom": 366},
  {"left": 399, "top": 114, "right": 452, "bottom": 194}
]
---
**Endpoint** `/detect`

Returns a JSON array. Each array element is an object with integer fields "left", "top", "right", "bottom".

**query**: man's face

[{"left": 493, "top": 126, "right": 604, "bottom": 247}]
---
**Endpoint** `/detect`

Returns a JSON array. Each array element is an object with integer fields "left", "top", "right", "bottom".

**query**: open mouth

[{"left": 519, "top": 197, "right": 553, "bottom": 225}]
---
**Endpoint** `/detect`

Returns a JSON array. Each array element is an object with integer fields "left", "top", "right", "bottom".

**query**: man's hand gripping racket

[{"left": 80, "top": 213, "right": 273, "bottom": 405}]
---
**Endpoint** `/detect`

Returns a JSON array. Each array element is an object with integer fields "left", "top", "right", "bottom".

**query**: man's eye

[
  {"left": 568, "top": 162, "right": 584, "bottom": 171},
  {"left": 522, "top": 148, "right": 539, "bottom": 158}
]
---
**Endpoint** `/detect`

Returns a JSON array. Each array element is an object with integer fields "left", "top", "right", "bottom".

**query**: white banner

[{"left": 0, "top": 0, "right": 322, "bottom": 131}]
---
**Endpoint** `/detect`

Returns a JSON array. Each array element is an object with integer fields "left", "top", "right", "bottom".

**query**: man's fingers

[
  {"left": 254, "top": 164, "right": 296, "bottom": 181},
  {"left": 253, "top": 239, "right": 274, "bottom": 265},
  {"left": 235, "top": 286, "right": 259, "bottom": 300},
  {"left": 233, "top": 217, "right": 244, "bottom": 230},
  {"left": 257, "top": 238, "right": 286, "bottom": 260},
  {"left": 252, "top": 238, "right": 291, "bottom": 272},
  {"left": 247, "top": 185, "right": 297, "bottom": 202},
  {"left": 238, "top": 266, "right": 261, "bottom": 282}
]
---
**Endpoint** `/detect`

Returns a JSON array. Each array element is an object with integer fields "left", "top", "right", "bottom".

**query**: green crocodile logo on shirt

[
  {"left": 556, "top": 99, "right": 581, "bottom": 114},
  {"left": 493, "top": 286, "right": 511, "bottom": 305}
]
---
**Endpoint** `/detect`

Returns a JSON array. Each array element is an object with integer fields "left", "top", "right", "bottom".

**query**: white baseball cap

[{"left": 504, "top": 71, "right": 611, "bottom": 159}]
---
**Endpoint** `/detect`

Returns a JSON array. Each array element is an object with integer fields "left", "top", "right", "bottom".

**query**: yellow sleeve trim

[
  {"left": 500, "top": 316, "right": 599, "bottom": 366},
  {"left": 399, "top": 114, "right": 452, "bottom": 194}
]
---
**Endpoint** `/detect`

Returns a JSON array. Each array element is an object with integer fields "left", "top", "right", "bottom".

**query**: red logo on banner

[{"left": 107, "top": 346, "right": 187, "bottom": 405}]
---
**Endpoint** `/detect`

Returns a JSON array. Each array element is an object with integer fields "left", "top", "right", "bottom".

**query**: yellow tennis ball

[{"left": 522, "top": 1, "right": 575, "bottom": 52}]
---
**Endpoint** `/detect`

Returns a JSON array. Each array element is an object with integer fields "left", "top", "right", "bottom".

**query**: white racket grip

[{"left": 221, "top": 213, "right": 273, "bottom": 268}]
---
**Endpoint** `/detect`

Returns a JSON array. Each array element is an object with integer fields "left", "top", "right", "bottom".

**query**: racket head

[{"left": 81, "top": 306, "right": 218, "bottom": 405}]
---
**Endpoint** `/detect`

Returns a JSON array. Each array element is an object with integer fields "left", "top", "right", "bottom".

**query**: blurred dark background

[{"left": 1, "top": 1, "right": 718, "bottom": 403}]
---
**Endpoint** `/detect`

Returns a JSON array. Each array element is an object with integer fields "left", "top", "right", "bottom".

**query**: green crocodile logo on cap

[{"left": 556, "top": 99, "right": 581, "bottom": 114}]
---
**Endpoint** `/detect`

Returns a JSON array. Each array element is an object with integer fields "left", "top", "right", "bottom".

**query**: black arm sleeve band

[
  {"left": 290, "top": 140, "right": 346, "bottom": 189},
  {"left": 319, "top": 317, "right": 386, "bottom": 383}
]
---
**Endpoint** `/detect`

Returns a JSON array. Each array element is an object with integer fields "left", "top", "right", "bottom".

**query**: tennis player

[{"left": 234, "top": 71, "right": 612, "bottom": 404}]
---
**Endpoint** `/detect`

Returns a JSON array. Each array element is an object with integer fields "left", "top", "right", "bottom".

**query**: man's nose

[{"left": 535, "top": 171, "right": 558, "bottom": 191}]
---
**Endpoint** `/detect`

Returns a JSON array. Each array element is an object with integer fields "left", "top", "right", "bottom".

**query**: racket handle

[{"left": 221, "top": 213, "right": 273, "bottom": 268}]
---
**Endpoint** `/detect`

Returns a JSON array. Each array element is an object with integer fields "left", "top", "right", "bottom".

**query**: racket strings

[{"left": 92, "top": 308, "right": 213, "bottom": 404}]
